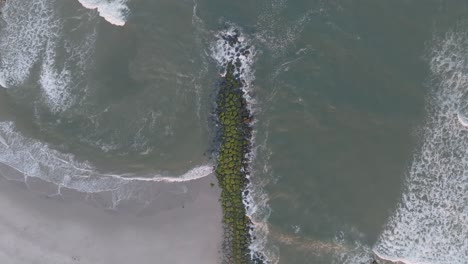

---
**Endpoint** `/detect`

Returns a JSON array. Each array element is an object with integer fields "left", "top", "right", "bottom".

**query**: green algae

[{"left": 215, "top": 61, "right": 254, "bottom": 264}]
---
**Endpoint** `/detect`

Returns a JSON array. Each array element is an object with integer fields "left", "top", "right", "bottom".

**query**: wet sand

[
  {"left": 0, "top": 173, "right": 222, "bottom": 264},
  {"left": 373, "top": 255, "right": 407, "bottom": 264}
]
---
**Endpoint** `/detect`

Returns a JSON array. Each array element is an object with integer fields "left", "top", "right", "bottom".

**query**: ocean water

[{"left": 1, "top": 0, "right": 468, "bottom": 263}]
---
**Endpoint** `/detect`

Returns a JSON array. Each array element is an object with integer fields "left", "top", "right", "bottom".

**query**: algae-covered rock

[{"left": 213, "top": 30, "right": 259, "bottom": 264}]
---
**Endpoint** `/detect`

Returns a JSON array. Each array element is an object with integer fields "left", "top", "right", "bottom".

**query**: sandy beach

[{"left": 0, "top": 172, "right": 222, "bottom": 264}]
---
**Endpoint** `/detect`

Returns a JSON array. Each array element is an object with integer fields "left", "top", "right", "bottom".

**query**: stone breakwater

[
  {"left": 213, "top": 30, "right": 263, "bottom": 264},
  {"left": 212, "top": 29, "right": 381, "bottom": 264}
]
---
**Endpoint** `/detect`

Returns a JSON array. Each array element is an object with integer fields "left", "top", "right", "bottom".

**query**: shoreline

[
  {"left": 372, "top": 251, "right": 414, "bottom": 264},
  {"left": 0, "top": 171, "right": 223, "bottom": 264}
]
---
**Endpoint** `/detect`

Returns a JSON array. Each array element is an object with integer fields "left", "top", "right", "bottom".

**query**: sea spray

[
  {"left": 373, "top": 28, "right": 468, "bottom": 264},
  {"left": 212, "top": 27, "right": 270, "bottom": 264},
  {"left": 0, "top": 0, "right": 58, "bottom": 87}
]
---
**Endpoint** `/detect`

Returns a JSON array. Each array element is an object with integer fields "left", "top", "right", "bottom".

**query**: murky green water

[
  {"left": 1, "top": 0, "right": 468, "bottom": 263},
  {"left": 246, "top": 1, "right": 468, "bottom": 263}
]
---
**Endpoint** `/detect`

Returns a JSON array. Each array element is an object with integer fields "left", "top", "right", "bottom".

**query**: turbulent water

[
  {"left": 374, "top": 28, "right": 468, "bottom": 264},
  {"left": 77, "top": 0, "right": 129, "bottom": 26},
  {"left": 0, "top": 0, "right": 212, "bottom": 204},
  {"left": 1, "top": 0, "right": 468, "bottom": 263}
]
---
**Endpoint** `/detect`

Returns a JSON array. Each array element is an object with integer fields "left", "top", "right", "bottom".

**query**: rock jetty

[{"left": 214, "top": 30, "right": 261, "bottom": 264}]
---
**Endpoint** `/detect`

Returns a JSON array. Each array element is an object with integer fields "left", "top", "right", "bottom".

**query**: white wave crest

[
  {"left": 39, "top": 42, "right": 74, "bottom": 113},
  {"left": 373, "top": 29, "right": 468, "bottom": 264},
  {"left": 0, "top": 0, "right": 98, "bottom": 113},
  {"left": 0, "top": 121, "right": 213, "bottom": 208},
  {"left": 38, "top": 21, "right": 97, "bottom": 113},
  {"left": 0, "top": 1, "right": 58, "bottom": 87},
  {"left": 77, "top": 0, "right": 129, "bottom": 26}
]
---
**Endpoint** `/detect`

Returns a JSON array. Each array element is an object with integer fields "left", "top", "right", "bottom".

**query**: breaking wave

[
  {"left": 373, "top": 28, "right": 468, "bottom": 264},
  {"left": 0, "top": 121, "right": 213, "bottom": 208},
  {"left": 0, "top": 0, "right": 98, "bottom": 113},
  {"left": 76, "top": 0, "right": 129, "bottom": 26}
]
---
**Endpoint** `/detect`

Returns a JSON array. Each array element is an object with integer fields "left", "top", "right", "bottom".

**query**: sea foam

[
  {"left": 0, "top": 121, "right": 213, "bottom": 208},
  {"left": 76, "top": 0, "right": 129, "bottom": 26},
  {"left": 0, "top": 0, "right": 98, "bottom": 113},
  {"left": 0, "top": 0, "right": 58, "bottom": 87},
  {"left": 373, "top": 29, "right": 468, "bottom": 264},
  {"left": 211, "top": 27, "right": 278, "bottom": 263},
  {"left": 39, "top": 42, "right": 75, "bottom": 113}
]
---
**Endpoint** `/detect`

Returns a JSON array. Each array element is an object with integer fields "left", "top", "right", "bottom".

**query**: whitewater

[
  {"left": 76, "top": 0, "right": 129, "bottom": 26},
  {"left": 0, "top": 0, "right": 100, "bottom": 113},
  {"left": 211, "top": 27, "right": 273, "bottom": 263},
  {"left": 373, "top": 28, "right": 468, "bottom": 264},
  {"left": 0, "top": 0, "right": 127, "bottom": 92},
  {"left": 0, "top": 121, "right": 213, "bottom": 208},
  {"left": 0, "top": 0, "right": 214, "bottom": 210}
]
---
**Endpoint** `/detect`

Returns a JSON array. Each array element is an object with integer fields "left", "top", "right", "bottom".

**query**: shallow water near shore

[{"left": 1, "top": 0, "right": 468, "bottom": 263}]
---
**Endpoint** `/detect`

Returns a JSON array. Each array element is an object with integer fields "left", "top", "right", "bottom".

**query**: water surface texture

[{"left": 1, "top": 0, "right": 467, "bottom": 263}]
